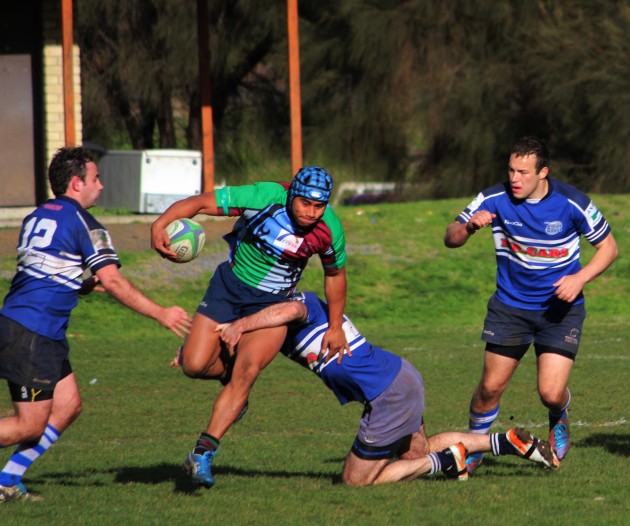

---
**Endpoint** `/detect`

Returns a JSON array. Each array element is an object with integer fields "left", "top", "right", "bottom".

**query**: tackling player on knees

[{"left": 213, "top": 292, "right": 559, "bottom": 486}]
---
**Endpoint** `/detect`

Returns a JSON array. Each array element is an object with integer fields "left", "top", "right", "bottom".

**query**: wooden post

[
  {"left": 61, "top": 0, "right": 76, "bottom": 146},
  {"left": 197, "top": 0, "right": 215, "bottom": 191},
  {"left": 287, "top": 0, "right": 303, "bottom": 176}
]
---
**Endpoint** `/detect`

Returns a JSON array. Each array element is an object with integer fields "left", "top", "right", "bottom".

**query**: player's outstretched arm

[
  {"left": 95, "top": 264, "right": 192, "bottom": 338},
  {"left": 216, "top": 301, "right": 307, "bottom": 352},
  {"left": 150, "top": 193, "right": 219, "bottom": 258}
]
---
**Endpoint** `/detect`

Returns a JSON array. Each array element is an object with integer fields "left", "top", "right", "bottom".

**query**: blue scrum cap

[{"left": 287, "top": 166, "right": 333, "bottom": 206}]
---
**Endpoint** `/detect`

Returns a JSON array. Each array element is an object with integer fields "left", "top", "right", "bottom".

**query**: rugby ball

[{"left": 166, "top": 218, "right": 206, "bottom": 263}]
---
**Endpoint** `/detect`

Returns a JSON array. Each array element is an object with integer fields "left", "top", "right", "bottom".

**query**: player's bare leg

[
  {"left": 180, "top": 313, "right": 223, "bottom": 378},
  {"left": 184, "top": 325, "right": 288, "bottom": 488},
  {"left": 48, "top": 373, "right": 83, "bottom": 432},
  {"left": 342, "top": 425, "right": 465, "bottom": 485},
  {"left": 402, "top": 424, "right": 490, "bottom": 458},
  {"left": 536, "top": 353, "right": 573, "bottom": 410},
  {"left": 0, "top": 400, "right": 52, "bottom": 446},
  {"left": 342, "top": 427, "right": 434, "bottom": 485},
  {"left": 0, "top": 374, "right": 81, "bottom": 497},
  {"left": 342, "top": 446, "right": 463, "bottom": 485},
  {"left": 470, "top": 351, "right": 520, "bottom": 413},
  {"left": 466, "top": 351, "right": 521, "bottom": 473},
  {"left": 428, "top": 431, "right": 489, "bottom": 454},
  {"left": 341, "top": 423, "right": 558, "bottom": 485},
  {"left": 341, "top": 454, "right": 395, "bottom": 486},
  {"left": 205, "top": 325, "right": 287, "bottom": 439}
]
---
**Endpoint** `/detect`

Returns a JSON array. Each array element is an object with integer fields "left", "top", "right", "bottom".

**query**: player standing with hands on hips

[
  {"left": 0, "top": 147, "right": 192, "bottom": 501},
  {"left": 444, "top": 136, "right": 618, "bottom": 474}
]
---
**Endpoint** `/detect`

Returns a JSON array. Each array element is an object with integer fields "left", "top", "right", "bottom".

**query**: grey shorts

[
  {"left": 353, "top": 359, "right": 425, "bottom": 458},
  {"left": 0, "top": 315, "right": 70, "bottom": 391},
  {"left": 482, "top": 294, "right": 586, "bottom": 358}
]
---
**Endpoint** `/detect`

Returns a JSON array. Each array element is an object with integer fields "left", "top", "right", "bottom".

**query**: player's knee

[
  {"left": 476, "top": 383, "right": 503, "bottom": 404},
  {"left": 19, "top": 420, "right": 48, "bottom": 442},
  {"left": 181, "top": 362, "right": 204, "bottom": 378},
  {"left": 239, "top": 363, "right": 263, "bottom": 385},
  {"left": 341, "top": 470, "right": 371, "bottom": 487},
  {"left": 68, "top": 398, "right": 83, "bottom": 423},
  {"left": 180, "top": 343, "right": 221, "bottom": 378},
  {"left": 538, "top": 388, "right": 565, "bottom": 408},
  {"left": 182, "top": 354, "right": 214, "bottom": 378}
]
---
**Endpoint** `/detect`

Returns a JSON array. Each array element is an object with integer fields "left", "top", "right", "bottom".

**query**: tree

[
  {"left": 77, "top": 0, "right": 630, "bottom": 193},
  {"left": 523, "top": 0, "right": 630, "bottom": 192}
]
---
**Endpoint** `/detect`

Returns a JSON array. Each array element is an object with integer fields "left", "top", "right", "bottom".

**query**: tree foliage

[{"left": 77, "top": 0, "right": 630, "bottom": 194}]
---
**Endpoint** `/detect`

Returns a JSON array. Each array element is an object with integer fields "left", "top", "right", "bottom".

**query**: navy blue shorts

[
  {"left": 351, "top": 360, "right": 425, "bottom": 460},
  {"left": 481, "top": 294, "right": 586, "bottom": 359},
  {"left": 0, "top": 315, "right": 70, "bottom": 391},
  {"left": 8, "top": 359, "right": 73, "bottom": 402},
  {"left": 197, "top": 261, "right": 290, "bottom": 323}
]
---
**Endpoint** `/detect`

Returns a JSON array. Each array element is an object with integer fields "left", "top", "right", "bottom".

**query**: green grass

[{"left": 1, "top": 196, "right": 629, "bottom": 525}]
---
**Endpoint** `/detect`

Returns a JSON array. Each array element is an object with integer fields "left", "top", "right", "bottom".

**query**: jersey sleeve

[
  {"left": 76, "top": 208, "right": 121, "bottom": 274},
  {"left": 214, "top": 182, "right": 289, "bottom": 216},
  {"left": 320, "top": 206, "right": 347, "bottom": 271},
  {"left": 563, "top": 188, "right": 612, "bottom": 246},
  {"left": 455, "top": 183, "right": 506, "bottom": 223}
]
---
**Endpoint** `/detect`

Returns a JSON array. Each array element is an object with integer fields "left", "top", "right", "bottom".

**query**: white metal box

[{"left": 98, "top": 149, "right": 202, "bottom": 213}]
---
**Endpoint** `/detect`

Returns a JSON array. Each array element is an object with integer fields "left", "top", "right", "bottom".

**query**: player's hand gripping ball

[{"left": 166, "top": 218, "right": 206, "bottom": 263}]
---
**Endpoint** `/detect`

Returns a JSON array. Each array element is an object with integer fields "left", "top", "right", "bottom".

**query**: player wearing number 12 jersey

[{"left": 0, "top": 147, "right": 191, "bottom": 502}]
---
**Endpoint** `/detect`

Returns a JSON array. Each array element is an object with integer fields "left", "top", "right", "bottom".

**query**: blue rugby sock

[
  {"left": 468, "top": 405, "right": 500, "bottom": 434},
  {"left": 0, "top": 424, "right": 60, "bottom": 486}
]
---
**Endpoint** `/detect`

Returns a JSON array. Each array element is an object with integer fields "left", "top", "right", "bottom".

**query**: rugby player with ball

[{"left": 151, "top": 166, "right": 348, "bottom": 488}]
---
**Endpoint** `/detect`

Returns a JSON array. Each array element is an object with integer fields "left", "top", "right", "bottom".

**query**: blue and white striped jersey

[
  {"left": 1, "top": 196, "right": 120, "bottom": 340},
  {"left": 282, "top": 292, "right": 402, "bottom": 404},
  {"left": 456, "top": 178, "right": 611, "bottom": 309}
]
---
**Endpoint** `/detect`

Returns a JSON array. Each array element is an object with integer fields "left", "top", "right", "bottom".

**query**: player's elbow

[
  {"left": 100, "top": 274, "right": 127, "bottom": 296},
  {"left": 609, "top": 237, "right": 619, "bottom": 262},
  {"left": 444, "top": 236, "right": 463, "bottom": 249},
  {"left": 443, "top": 224, "right": 464, "bottom": 248},
  {"left": 287, "top": 301, "right": 307, "bottom": 322}
]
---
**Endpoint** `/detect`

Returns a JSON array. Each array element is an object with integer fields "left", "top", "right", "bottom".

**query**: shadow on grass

[
  {"left": 459, "top": 456, "right": 562, "bottom": 478},
  {"left": 32, "top": 462, "right": 338, "bottom": 495},
  {"left": 30, "top": 452, "right": 565, "bottom": 494},
  {"left": 577, "top": 433, "right": 630, "bottom": 457},
  {"left": 119, "top": 463, "right": 342, "bottom": 494}
]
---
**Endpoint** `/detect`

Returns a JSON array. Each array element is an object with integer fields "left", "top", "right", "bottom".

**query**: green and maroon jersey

[{"left": 215, "top": 182, "right": 346, "bottom": 296}]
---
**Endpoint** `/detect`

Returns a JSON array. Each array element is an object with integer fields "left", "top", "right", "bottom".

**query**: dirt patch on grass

[
  {"left": 0, "top": 217, "right": 236, "bottom": 257},
  {"left": 0, "top": 217, "right": 236, "bottom": 285}
]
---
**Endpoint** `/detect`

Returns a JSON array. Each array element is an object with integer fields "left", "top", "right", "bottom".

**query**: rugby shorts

[
  {"left": 351, "top": 360, "right": 425, "bottom": 460},
  {"left": 482, "top": 294, "right": 585, "bottom": 360},
  {"left": 197, "top": 261, "right": 291, "bottom": 323}
]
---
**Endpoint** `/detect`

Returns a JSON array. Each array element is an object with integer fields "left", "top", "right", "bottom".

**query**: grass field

[{"left": 1, "top": 196, "right": 628, "bottom": 525}]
